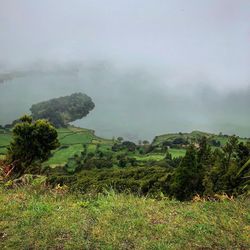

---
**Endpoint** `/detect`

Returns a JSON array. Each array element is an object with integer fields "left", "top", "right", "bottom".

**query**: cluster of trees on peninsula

[{"left": 30, "top": 93, "right": 95, "bottom": 127}]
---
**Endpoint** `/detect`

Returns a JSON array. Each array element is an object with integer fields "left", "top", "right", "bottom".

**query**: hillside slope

[
  {"left": 1, "top": 128, "right": 249, "bottom": 166},
  {"left": 152, "top": 130, "right": 249, "bottom": 147},
  {"left": 0, "top": 186, "right": 249, "bottom": 250}
]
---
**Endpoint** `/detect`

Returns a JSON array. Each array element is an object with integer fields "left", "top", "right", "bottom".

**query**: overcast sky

[
  {"left": 1, "top": 0, "right": 250, "bottom": 91},
  {"left": 0, "top": 1, "right": 250, "bottom": 139}
]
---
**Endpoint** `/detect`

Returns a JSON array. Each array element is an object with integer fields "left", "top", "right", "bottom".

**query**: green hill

[
  {"left": 152, "top": 130, "right": 249, "bottom": 147},
  {"left": 1, "top": 128, "right": 249, "bottom": 166}
]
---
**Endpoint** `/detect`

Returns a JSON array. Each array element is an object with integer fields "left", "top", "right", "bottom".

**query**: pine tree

[{"left": 170, "top": 144, "right": 198, "bottom": 200}]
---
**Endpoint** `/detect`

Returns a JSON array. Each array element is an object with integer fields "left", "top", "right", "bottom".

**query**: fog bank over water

[
  {"left": 0, "top": 0, "right": 249, "bottom": 140},
  {"left": 0, "top": 62, "right": 249, "bottom": 141}
]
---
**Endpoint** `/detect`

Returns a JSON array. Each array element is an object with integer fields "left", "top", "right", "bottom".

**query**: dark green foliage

[
  {"left": 5, "top": 116, "right": 249, "bottom": 201},
  {"left": 238, "top": 159, "right": 250, "bottom": 178},
  {"left": 203, "top": 136, "right": 250, "bottom": 196},
  {"left": 84, "top": 158, "right": 113, "bottom": 170},
  {"left": 168, "top": 135, "right": 250, "bottom": 199},
  {"left": 172, "top": 137, "right": 189, "bottom": 146},
  {"left": 161, "top": 137, "right": 189, "bottom": 149},
  {"left": 117, "top": 137, "right": 124, "bottom": 142},
  {"left": 47, "top": 166, "right": 172, "bottom": 195},
  {"left": 64, "top": 147, "right": 114, "bottom": 173},
  {"left": 112, "top": 141, "right": 137, "bottom": 152},
  {"left": 163, "top": 150, "right": 183, "bottom": 168},
  {"left": 144, "top": 144, "right": 156, "bottom": 154},
  {"left": 30, "top": 93, "right": 95, "bottom": 127},
  {"left": 195, "top": 137, "right": 213, "bottom": 194},
  {"left": 237, "top": 159, "right": 250, "bottom": 193},
  {"left": 222, "top": 135, "right": 238, "bottom": 169},
  {"left": 142, "top": 140, "right": 149, "bottom": 145},
  {"left": 118, "top": 157, "right": 127, "bottom": 168},
  {"left": 167, "top": 156, "right": 183, "bottom": 168},
  {"left": 209, "top": 139, "right": 221, "bottom": 147},
  {"left": 46, "top": 133, "right": 249, "bottom": 200},
  {"left": 138, "top": 147, "right": 144, "bottom": 154},
  {"left": 237, "top": 142, "right": 250, "bottom": 167},
  {"left": 65, "top": 157, "right": 81, "bottom": 173},
  {"left": 170, "top": 145, "right": 199, "bottom": 200},
  {"left": 122, "top": 141, "right": 137, "bottom": 151},
  {"left": 7, "top": 115, "right": 59, "bottom": 175}
]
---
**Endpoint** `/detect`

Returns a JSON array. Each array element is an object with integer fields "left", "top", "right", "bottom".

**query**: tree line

[{"left": 1, "top": 116, "right": 249, "bottom": 200}]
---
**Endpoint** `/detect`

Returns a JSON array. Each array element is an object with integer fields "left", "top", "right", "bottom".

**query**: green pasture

[
  {"left": 134, "top": 154, "right": 165, "bottom": 161},
  {"left": 169, "top": 148, "right": 186, "bottom": 158},
  {"left": 1, "top": 127, "right": 248, "bottom": 166},
  {"left": 0, "top": 133, "right": 12, "bottom": 146},
  {"left": 45, "top": 144, "right": 84, "bottom": 165},
  {"left": 0, "top": 132, "right": 12, "bottom": 154}
]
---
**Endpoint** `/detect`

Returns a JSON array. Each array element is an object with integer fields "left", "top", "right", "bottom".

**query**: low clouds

[
  {"left": 0, "top": 1, "right": 249, "bottom": 139},
  {"left": 1, "top": 0, "right": 249, "bottom": 89},
  {"left": 0, "top": 62, "right": 250, "bottom": 140}
]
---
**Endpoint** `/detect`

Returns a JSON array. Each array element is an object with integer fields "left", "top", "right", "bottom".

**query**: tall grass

[{"left": 0, "top": 186, "right": 249, "bottom": 249}]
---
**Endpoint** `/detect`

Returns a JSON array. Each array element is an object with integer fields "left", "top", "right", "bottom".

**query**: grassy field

[
  {"left": 132, "top": 150, "right": 186, "bottom": 161},
  {"left": 44, "top": 127, "right": 113, "bottom": 165},
  {"left": 1, "top": 127, "right": 248, "bottom": 166},
  {"left": 132, "top": 150, "right": 185, "bottom": 162},
  {"left": 134, "top": 154, "right": 165, "bottom": 161},
  {"left": 57, "top": 127, "right": 94, "bottom": 144},
  {"left": 169, "top": 148, "right": 186, "bottom": 158},
  {"left": 45, "top": 144, "right": 85, "bottom": 166},
  {"left": 0, "top": 132, "right": 11, "bottom": 154},
  {"left": 0, "top": 186, "right": 249, "bottom": 250},
  {"left": 0, "top": 133, "right": 11, "bottom": 146}
]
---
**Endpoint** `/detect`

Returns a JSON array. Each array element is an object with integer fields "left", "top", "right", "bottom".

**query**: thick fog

[{"left": 0, "top": 1, "right": 250, "bottom": 140}]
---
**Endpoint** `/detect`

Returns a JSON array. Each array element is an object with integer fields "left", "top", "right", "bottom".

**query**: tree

[
  {"left": 197, "top": 137, "right": 211, "bottom": 164},
  {"left": 237, "top": 159, "right": 250, "bottom": 194},
  {"left": 236, "top": 142, "right": 250, "bottom": 168},
  {"left": 95, "top": 143, "right": 100, "bottom": 153},
  {"left": 170, "top": 144, "right": 198, "bottom": 200},
  {"left": 203, "top": 136, "right": 248, "bottom": 196},
  {"left": 117, "top": 137, "right": 124, "bottom": 143},
  {"left": 196, "top": 136, "right": 213, "bottom": 193},
  {"left": 222, "top": 135, "right": 238, "bottom": 170},
  {"left": 142, "top": 140, "right": 149, "bottom": 145},
  {"left": 7, "top": 115, "right": 59, "bottom": 176}
]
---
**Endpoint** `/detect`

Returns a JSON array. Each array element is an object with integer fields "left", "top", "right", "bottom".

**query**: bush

[
  {"left": 47, "top": 166, "right": 172, "bottom": 196},
  {"left": 6, "top": 115, "right": 59, "bottom": 176}
]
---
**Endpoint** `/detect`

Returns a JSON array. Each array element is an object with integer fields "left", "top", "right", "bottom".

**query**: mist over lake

[
  {"left": 1, "top": 0, "right": 249, "bottom": 140},
  {"left": 0, "top": 62, "right": 249, "bottom": 141}
]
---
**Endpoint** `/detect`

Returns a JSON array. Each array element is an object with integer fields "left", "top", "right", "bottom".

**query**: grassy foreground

[{"left": 0, "top": 187, "right": 249, "bottom": 250}]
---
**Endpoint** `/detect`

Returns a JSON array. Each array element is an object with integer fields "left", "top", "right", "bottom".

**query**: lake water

[{"left": 0, "top": 66, "right": 249, "bottom": 140}]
